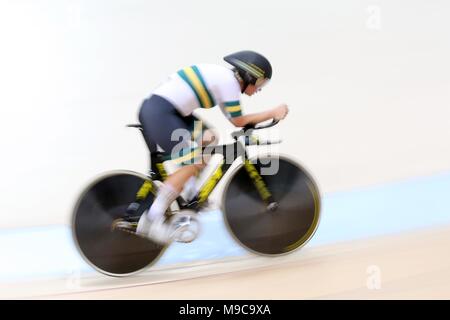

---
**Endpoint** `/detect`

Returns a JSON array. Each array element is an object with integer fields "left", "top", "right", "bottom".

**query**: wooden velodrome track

[{"left": 3, "top": 225, "right": 450, "bottom": 299}]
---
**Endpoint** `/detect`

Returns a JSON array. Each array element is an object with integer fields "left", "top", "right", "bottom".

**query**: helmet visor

[{"left": 255, "top": 77, "right": 270, "bottom": 89}]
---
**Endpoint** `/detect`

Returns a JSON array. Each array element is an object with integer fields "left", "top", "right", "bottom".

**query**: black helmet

[{"left": 224, "top": 50, "right": 272, "bottom": 90}]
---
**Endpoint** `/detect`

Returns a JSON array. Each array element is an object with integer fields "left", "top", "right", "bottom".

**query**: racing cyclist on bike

[{"left": 130, "top": 50, "right": 289, "bottom": 244}]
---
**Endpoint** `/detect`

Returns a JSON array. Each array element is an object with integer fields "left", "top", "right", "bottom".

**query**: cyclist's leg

[
  {"left": 183, "top": 114, "right": 219, "bottom": 166},
  {"left": 170, "top": 114, "right": 219, "bottom": 199},
  {"left": 136, "top": 95, "right": 205, "bottom": 242},
  {"left": 127, "top": 95, "right": 184, "bottom": 217},
  {"left": 140, "top": 96, "right": 206, "bottom": 193},
  {"left": 144, "top": 113, "right": 205, "bottom": 220}
]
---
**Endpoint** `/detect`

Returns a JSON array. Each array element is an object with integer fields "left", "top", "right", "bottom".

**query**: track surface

[
  {"left": 2, "top": 172, "right": 450, "bottom": 299},
  {"left": 2, "top": 171, "right": 450, "bottom": 283},
  {"left": 4, "top": 225, "right": 449, "bottom": 299}
]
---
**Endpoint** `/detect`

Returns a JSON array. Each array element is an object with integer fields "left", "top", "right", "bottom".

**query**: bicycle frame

[
  {"left": 135, "top": 140, "right": 275, "bottom": 213},
  {"left": 130, "top": 120, "right": 280, "bottom": 214},
  {"left": 190, "top": 139, "right": 276, "bottom": 210}
]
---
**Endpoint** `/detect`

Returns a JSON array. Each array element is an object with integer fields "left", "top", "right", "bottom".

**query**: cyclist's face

[
  {"left": 244, "top": 78, "right": 269, "bottom": 96},
  {"left": 244, "top": 84, "right": 258, "bottom": 96}
]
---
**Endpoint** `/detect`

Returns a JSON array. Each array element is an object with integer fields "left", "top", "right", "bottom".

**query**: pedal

[{"left": 169, "top": 210, "right": 200, "bottom": 243}]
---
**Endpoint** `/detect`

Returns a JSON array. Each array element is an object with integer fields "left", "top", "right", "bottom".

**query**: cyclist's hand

[{"left": 272, "top": 103, "right": 289, "bottom": 121}]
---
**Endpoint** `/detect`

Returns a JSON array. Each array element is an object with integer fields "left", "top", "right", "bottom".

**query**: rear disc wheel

[{"left": 71, "top": 171, "right": 166, "bottom": 277}]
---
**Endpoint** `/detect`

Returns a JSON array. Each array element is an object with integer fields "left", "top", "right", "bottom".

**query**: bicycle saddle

[{"left": 126, "top": 123, "right": 143, "bottom": 129}]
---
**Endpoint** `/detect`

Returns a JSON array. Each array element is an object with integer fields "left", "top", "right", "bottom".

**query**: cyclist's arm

[
  {"left": 229, "top": 110, "right": 275, "bottom": 127},
  {"left": 230, "top": 104, "right": 289, "bottom": 127},
  {"left": 219, "top": 101, "right": 275, "bottom": 127}
]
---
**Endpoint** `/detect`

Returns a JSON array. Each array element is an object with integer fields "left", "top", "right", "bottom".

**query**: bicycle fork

[{"left": 243, "top": 160, "right": 278, "bottom": 211}]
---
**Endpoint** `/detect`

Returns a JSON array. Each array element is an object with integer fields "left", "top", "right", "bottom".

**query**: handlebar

[
  {"left": 243, "top": 119, "right": 280, "bottom": 131},
  {"left": 231, "top": 119, "right": 281, "bottom": 145}
]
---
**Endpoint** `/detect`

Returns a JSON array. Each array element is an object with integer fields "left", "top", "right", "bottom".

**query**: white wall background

[{"left": 1, "top": 0, "right": 449, "bottom": 228}]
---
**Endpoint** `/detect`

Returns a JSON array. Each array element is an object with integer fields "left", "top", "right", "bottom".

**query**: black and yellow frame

[{"left": 133, "top": 128, "right": 276, "bottom": 214}]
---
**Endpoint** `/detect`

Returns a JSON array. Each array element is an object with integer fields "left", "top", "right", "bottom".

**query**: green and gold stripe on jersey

[
  {"left": 177, "top": 66, "right": 216, "bottom": 109},
  {"left": 223, "top": 100, "right": 242, "bottom": 118}
]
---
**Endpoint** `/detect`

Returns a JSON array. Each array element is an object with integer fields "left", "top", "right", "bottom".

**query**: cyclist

[{"left": 132, "top": 50, "right": 289, "bottom": 244}]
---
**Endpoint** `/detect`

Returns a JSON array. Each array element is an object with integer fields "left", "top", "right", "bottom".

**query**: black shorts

[{"left": 138, "top": 94, "right": 208, "bottom": 165}]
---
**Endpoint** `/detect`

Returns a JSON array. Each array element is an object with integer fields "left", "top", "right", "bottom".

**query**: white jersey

[{"left": 153, "top": 64, "right": 243, "bottom": 118}]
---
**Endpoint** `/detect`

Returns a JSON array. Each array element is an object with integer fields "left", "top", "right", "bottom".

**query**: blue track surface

[{"left": 1, "top": 172, "right": 450, "bottom": 281}]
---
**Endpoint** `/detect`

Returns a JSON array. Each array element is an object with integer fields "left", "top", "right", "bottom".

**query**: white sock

[{"left": 147, "top": 183, "right": 179, "bottom": 221}]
